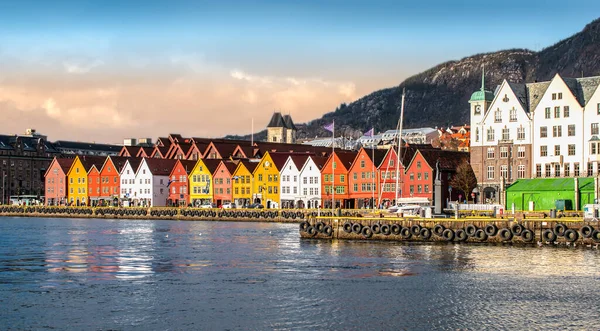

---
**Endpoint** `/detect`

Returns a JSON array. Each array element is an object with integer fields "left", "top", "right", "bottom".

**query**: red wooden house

[
  {"left": 320, "top": 150, "right": 358, "bottom": 209},
  {"left": 347, "top": 148, "right": 387, "bottom": 208},
  {"left": 99, "top": 156, "right": 130, "bottom": 205},
  {"left": 167, "top": 159, "right": 197, "bottom": 206},
  {"left": 212, "top": 160, "right": 238, "bottom": 206}
]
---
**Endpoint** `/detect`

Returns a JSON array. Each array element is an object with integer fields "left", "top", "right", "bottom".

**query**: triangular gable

[
  {"left": 203, "top": 142, "right": 221, "bottom": 159},
  {"left": 280, "top": 156, "right": 299, "bottom": 175},
  {"left": 231, "top": 145, "right": 248, "bottom": 159},
  {"left": 44, "top": 157, "right": 60, "bottom": 178},
  {"left": 65, "top": 156, "right": 83, "bottom": 177},
  {"left": 185, "top": 143, "right": 205, "bottom": 160},
  {"left": 252, "top": 152, "right": 274, "bottom": 175},
  {"left": 481, "top": 80, "right": 531, "bottom": 123},
  {"left": 533, "top": 73, "right": 581, "bottom": 112}
]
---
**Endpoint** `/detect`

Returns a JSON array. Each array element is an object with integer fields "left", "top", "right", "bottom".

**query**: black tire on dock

[
  {"left": 381, "top": 224, "right": 391, "bottom": 236},
  {"left": 299, "top": 221, "right": 310, "bottom": 232},
  {"left": 465, "top": 225, "right": 478, "bottom": 237},
  {"left": 542, "top": 229, "right": 557, "bottom": 242},
  {"left": 455, "top": 229, "right": 468, "bottom": 242},
  {"left": 591, "top": 230, "right": 600, "bottom": 243},
  {"left": 511, "top": 224, "right": 524, "bottom": 236},
  {"left": 554, "top": 223, "right": 567, "bottom": 237},
  {"left": 323, "top": 225, "right": 333, "bottom": 237},
  {"left": 400, "top": 227, "right": 412, "bottom": 240},
  {"left": 306, "top": 226, "right": 317, "bottom": 237},
  {"left": 581, "top": 225, "right": 594, "bottom": 238},
  {"left": 420, "top": 227, "right": 432, "bottom": 240},
  {"left": 442, "top": 229, "right": 455, "bottom": 241},
  {"left": 361, "top": 226, "right": 373, "bottom": 239},
  {"left": 410, "top": 224, "right": 421, "bottom": 236},
  {"left": 564, "top": 229, "right": 579, "bottom": 242},
  {"left": 390, "top": 224, "right": 401, "bottom": 235},
  {"left": 475, "top": 229, "right": 488, "bottom": 241},
  {"left": 433, "top": 224, "right": 445, "bottom": 236},
  {"left": 484, "top": 224, "right": 498, "bottom": 237},
  {"left": 371, "top": 223, "right": 381, "bottom": 234},
  {"left": 499, "top": 228, "right": 513, "bottom": 242},
  {"left": 521, "top": 229, "right": 535, "bottom": 243},
  {"left": 343, "top": 222, "right": 353, "bottom": 233},
  {"left": 315, "top": 222, "right": 326, "bottom": 233},
  {"left": 352, "top": 223, "right": 363, "bottom": 234}
]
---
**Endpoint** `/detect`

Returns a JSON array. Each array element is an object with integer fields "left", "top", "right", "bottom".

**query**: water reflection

[{"left": 1, "top": 217, "right": 600, "bottom": 330}]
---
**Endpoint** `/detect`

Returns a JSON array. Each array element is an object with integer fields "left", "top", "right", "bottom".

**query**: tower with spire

[
  {"left": 469, "top": 66, "right": 495, "bottom": 146},
  {"left": 266, "top": 112, "right": 297, "bottom": 144}
]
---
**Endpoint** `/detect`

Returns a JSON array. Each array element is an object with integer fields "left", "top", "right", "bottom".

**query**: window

[
  {"left": 552, "top": 126, "right": 562, "bottom": 137},
  {"left": 545, "top": 107, "right": 551, "bottom": 119},
  {"left": 592, "top": 143, "right": 597, "bottom": 155},
  {"left": 574, "top": 163, "right": 580, "bottom": 177},
  {"left": 517, "top": 127, "right": 525, "bottom": 140},
  {"left": 487, "top": 128, "right": 495, "bottom": 141},
  {"left": 540, "top": 145, "right": 547, "bottom": 157},
  {"left": 564, "top": 106, "right": 569, "bottom": 118},
  {"left": 424, "top": 185, "right": 429, "bottom": 193},
  {"left": 510, "top": 109, "right": 517, "bottom": 121},
  {"left": 554, "top": 145, "right": 561, "bottom": 156},
  {"left": 558, "top": 92, "right": 562, "bottom": 99},
  {"left": 487, "top": 166, "right": 494, "bottom": 180},
  {"left": 500, "top": 147, "right": 509, "bottom": 158},
  {"left": 502, "top": 128, "right": 510, "bottom": 140},
  {"left": 340, "top": 175, "right": 345, "bottom": 183},
  {"left": 417, "top": 185, "right": 422, "bottom": 193},
  {"left": 540, "top": 126, "right": 547, "bottom": 138},
  {"left": 536, "top": 164, "right": 542, "bottom": 177},
  {"left": 552, "top": 93, "right": 556, "bottom": 100},
  {"left": 410, "top": 173, "right": 414, "bottom": 180},
  {"left": 568, "top": 125, "right": 575, "bottom": 137},
  {"left": 353, "top": 184, "right": 358, "bottom": 192},
  {"left": 568, "top": 144, "right": 575, "bottom": 156},
  {"left": 592, "top": 123, "right": 599, "bottom": 135},
  {"left": 352, "top": 173, "right": 357, "bottom": 180},
  {"left": 409, "top": 185, "right": 414, "bottom": 194},
  {"left": 475, "top": 127, "right": 479, "bottom": 142},
  {"left": 555, "top": 164, "right": 561, "bottom": 177},
  {"left": 545, "top": 164, "right": 551, "bottom": 177},
  {"left": 500, "top": 165, "right": 508, "bottom": 179},
  {"left": 417, "top": 161, "right": 422, "bottom": 169},
  {"left": 494, "top": 109, "right": 502, "bottom": 122},
  {"left": 424, "top": 172, "right": 429, "bottom": 180},
  {"left": 554, "top": 106, "right": 560, "bottom": 118},
  {"left": 360, "top": 160, "right": 365, "bottom": 168},
  {"left": 588, "top": 163, "right": 594, "bottom": 177},
  {"left": 417, "top": 173, "right": 422, "bottom": 180},
  {"left": 517, "top": 146, "right": 525, "bottom": 158},
  {"left": 565, "top": 163, "right": 570, "bottom": 177},
  {"left": 597, "top": 103, "right": 600, "bottom": 115},
  {"left": 518, "top": 165, "right": 526, "bottom": 179}
]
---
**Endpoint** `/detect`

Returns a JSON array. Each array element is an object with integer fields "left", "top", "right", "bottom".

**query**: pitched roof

[
  {"left": 268, "top": 152, "right": 299, "bottom": 170},
  {"left": 239, "top": 160, "right": 260, "bottom": 173},
  {"left": 289, "top": 154, "right": 311, "bottom": 169},
  {"left": 416, "top": 149, "right": 469, "bottom": 171},
  {"left": 283, "top": 114, "right": 296, "bottom": 130},
  {"left": 364, "top": 148, "right": 389, "bottom": 168},
  {"left": 106, "top": 156, "right": 132, "bottom": 172},
  {"left": 202, "top": 159, "right": 222, "bottom": 174},
  {"left": 143, "top": 158, "right": 178, "bottom": 176},
  {"left": 305, "top": 155, "right": 328, "bottom": 171},
  {"left": 175, "top": 160, "right": 197, "bottom": 175},
  {"left": 126, "top": 157, "right": 144, "bottom": 173},
  {"left": 267, "top": 112, "right": 286, "bottom": 128},
  {"left": 506, "top": 81, "right": 529, "bottom": 111},
  {"left": 223, "top": 160, "right": 238, "bottom": 174},
  {"left": 56, "top": 158, "right": 75, "bottom": 173},
  {"left": 78, "top": 155, "right": 107, "bottom": 172},
  {"left": 526, "top": 81, "right": 551, "bottom": 112},
  {"left": 120, "top": 146, "right": 142, "bottom": 156},
  {"left": 335, "top": 150, "right": 359, "bottom": 170},
  {"left": 53, "top": 140, "right": 122, "bottom": 153}
]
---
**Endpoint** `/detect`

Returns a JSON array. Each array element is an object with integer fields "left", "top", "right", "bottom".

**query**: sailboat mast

[{"left": 395, "top": 88, "right": 405, "bottom": 204}]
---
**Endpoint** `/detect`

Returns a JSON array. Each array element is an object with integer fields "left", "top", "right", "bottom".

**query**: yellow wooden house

[
  {"left": 231, "top": 160, "right": 259, "bottom": 207},
  {"left": 188, "top": 159, "right": 221, "bottom": 206},
  {"left": 252, "top": 152, "right": 291, "bottom": 208},
  {"left": 66, "top": 155, "right": 105, "bottom": 206}
]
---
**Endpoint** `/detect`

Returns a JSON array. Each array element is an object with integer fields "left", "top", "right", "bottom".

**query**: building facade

[{"left": 266, "top": 112, "right": 297, "bottom": 144}]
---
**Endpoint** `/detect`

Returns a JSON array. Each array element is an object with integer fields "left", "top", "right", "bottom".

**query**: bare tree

[{"left": 450, "top": 161, "right": 477, "bottom": 202}]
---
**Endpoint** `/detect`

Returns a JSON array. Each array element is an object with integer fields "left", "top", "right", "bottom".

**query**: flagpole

[
  {"left": 331, "top": 120, "right": 335, "bottom": 212},
  {"left": 371, "top": 127, "right": 375, "bottom": 209},
  {"left": 395, "top": 88, "right": 405, "bottom": 205}
]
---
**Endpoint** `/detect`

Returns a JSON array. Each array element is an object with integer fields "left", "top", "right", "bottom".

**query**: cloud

[{"left": 62, "top": 59, "right": 104, "bottom": 74}]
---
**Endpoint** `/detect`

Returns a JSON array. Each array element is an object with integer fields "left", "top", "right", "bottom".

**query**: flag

[
  {"left": 323, "top": 122, "right": 334, "bottom": 133},
  {"left": 364, "top": 128, "right": 374, "bottom": 137},
  {"left": 167, "top": 179, "right": 174, "bottom": 187}
]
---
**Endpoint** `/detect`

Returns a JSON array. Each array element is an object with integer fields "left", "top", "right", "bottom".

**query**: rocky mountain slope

[{"left": 228, "top": 18, "right": 600, "bottom": 140}]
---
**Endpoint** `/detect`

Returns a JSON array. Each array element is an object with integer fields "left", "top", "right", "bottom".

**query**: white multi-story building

[
  {"left": 470, "top": 72, "right": 600, "bottom": 203},
  {"left": 279, "top": 155, "right": 308, "bottom": 208},
  {"left": 532, "top": 74, "right": 600, "bottom": 178},
  {"left": 299, "top": 155, "right": 328, "bottom": 209},
  {"left": 119, "top": 158, "right": 142, "bottom": 205},
  {"left": 127, "top": 158, "right": 175, "bottom": 207}
]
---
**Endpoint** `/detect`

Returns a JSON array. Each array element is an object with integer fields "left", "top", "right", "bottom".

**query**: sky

[{"left": 1, "top": 0, "right": 599, "bottom": 144}]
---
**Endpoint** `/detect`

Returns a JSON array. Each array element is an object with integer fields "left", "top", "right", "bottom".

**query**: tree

[{"left": 450, "top": 161, "right": 477, "bottom": 202}]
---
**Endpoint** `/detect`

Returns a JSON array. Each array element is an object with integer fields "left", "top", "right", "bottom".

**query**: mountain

[{"left": 226, "top": 18, "right": 600, "bottom": 141}]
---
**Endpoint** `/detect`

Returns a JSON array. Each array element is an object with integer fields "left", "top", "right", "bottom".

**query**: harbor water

[{"left": 1, "top": 217, "right": 599, "bottom": 330}]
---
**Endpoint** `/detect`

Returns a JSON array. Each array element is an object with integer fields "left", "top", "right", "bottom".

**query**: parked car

[
  {"left": 200, "top": 203, "right": 216, "bottom": 209},
  {"left": 222, "top": 203, "right": 235, "bottom": 209},
  {"left": 248, "top": 203, "right": 264, "bottom": 209}
]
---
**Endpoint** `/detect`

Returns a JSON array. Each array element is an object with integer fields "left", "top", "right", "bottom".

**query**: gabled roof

[
  {"left": 506, "top": 81, "right": 528, "bottom": 111},
  {"left": 142, "top": 158, "right": 178, "bottom": 176},
  {"left": 526, "top": 81, "right": 551, "bottom": 112},
  {"left": 124, "top": 157, "right": 144, "bottom": 174},
  {"left": 239, "top": 160, "right": 259, "bottom": 174},
  {"left": 334, "top": 150, "right": 359, "bottom": 170},
  {"left": 57, "top": 158, "right": 75, "bottom": 173},
  {"left": 290, "top": 154, "right": 310, "bottom": 169},
  {"left": 268, "top": 152, "right": 300, "bottom": 170},
  {"left": 151, "top": 146, "right": 170, "bottom": 158},
  {"left": 136, "top": 147, "right": 154, "bottom": 158},
  {"left": 301, "top": 155, "right": 328, "bottom": 173},
  {"left": 267, "top": 112, "right": 287, "bottom": 128},
  {"left": 204, "top": 142, "right": 240, "bottom": 159},
  {"left": 76, "top": 155, "right": 107, "bottom": 173},
  {"left": 413, "top": 149, "right": 469, "bottom": 172},
  {"left": 202, "top": 159, "right": 222, "bottom": 174},
  {"left": 103, "top": 156, "right": 131, "bottom": 173},
  {"left": 365, "top": 148, "right": 388, "bottom": 168},
  {"left": 119, "top": 146, "right": 141, "bottom": 157},
  {"left": 172, "top": 159, "right": 197, "bottom": 175},
  {"left": 223, "top": 160, "right": 238, "bottom": 174},
  {"left": 283, "top": 114, "right": 296, "bottom": 130}
]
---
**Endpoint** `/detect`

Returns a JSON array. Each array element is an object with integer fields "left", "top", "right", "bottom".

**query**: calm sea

[{"left": 1, "top": 217, "right": 599, "bottom": 330}]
